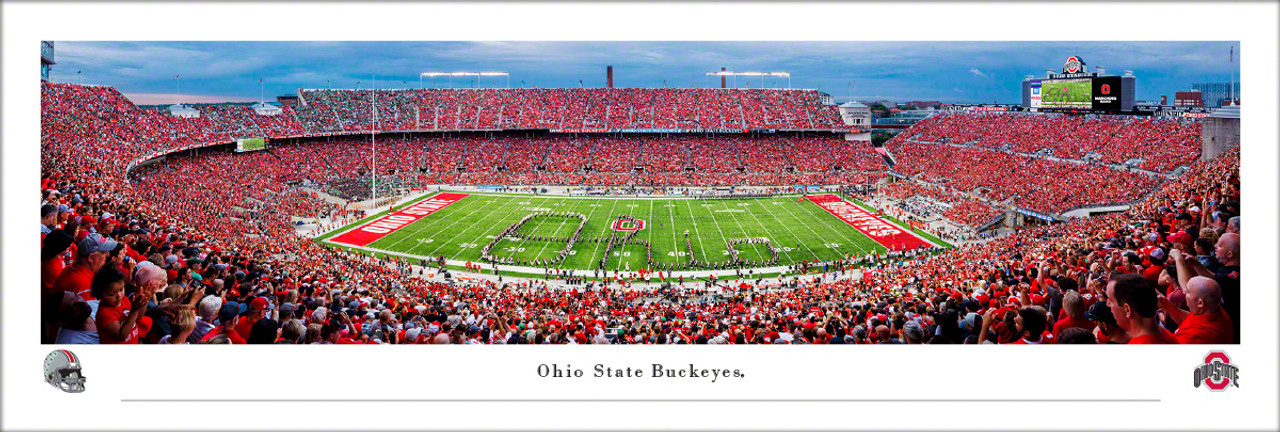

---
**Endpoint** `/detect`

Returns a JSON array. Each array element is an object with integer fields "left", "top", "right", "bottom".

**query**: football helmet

[{"left": 43, "top": 350, "right": 86, "bottom": 393}]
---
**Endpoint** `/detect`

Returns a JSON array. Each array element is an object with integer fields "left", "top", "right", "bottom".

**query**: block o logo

[
  {"left": 1100, "top": 84, "right": 1111, "bottom": 95},
  {"left": 1193, "top": 351, "right": 1239, "bottom": 391},
  {"left": 612, "top": 219, "right": 646, "bottom": 232}
]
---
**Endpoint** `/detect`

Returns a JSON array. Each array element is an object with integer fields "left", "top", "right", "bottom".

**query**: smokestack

[
  {"left": 721, "top": 67, "right": 727, "bottom": 88},
  {"left": 607, "top": 66, "right": 613, "bottom": 88}
]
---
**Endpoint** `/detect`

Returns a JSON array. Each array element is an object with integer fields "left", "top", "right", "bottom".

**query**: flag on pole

[
  {"left": 175, "top": 74, "right": 179, "bottom": 79},
  {"left": 1229, "top": 46, "right": 1233, "bottom": 62},
  {"left": 259, "top": 78, "right": 263, "bottom": 83}
]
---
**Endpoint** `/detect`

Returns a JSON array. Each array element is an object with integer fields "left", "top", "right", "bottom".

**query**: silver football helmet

[{"left": 44, "top": 350, "right": 86, "bottom": 393}]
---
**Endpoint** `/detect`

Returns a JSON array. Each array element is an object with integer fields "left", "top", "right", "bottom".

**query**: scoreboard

[
  {"left": 1022, "top": 56, "right": 1135, "bottom": 113},
  {"left": 236, "top": 137, "right": 267, "bottom": 153}
]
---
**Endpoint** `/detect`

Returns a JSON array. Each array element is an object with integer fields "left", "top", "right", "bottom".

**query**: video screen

[{"left": 1040, "top": 78, "right": 1093, "bottom": 108}]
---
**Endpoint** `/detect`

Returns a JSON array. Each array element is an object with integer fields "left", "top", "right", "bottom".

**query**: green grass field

[
  {"left": 320, "top": 192, "right": 907, "bottom": 271},
  {"left": 1041, "top": 80, "right": 1092, "bottom": 107}
]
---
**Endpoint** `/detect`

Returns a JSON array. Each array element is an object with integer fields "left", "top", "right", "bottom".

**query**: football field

[{"left": 319, "top": 192, "right": 933, "bottom": 272}]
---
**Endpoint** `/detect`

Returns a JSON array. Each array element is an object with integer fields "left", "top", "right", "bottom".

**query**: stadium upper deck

[{"left": 293, "top": 87, "right": 847, "bottom": 132}]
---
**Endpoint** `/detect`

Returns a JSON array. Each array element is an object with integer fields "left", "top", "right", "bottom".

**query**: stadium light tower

[
  {"left": 421, "top": 72, "right": 510, "bottom": 89},
  {"left": 705, "top": 71, "right": 791, "bottom": 89}
]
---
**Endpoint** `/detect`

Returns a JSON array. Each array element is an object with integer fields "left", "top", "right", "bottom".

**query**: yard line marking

[
  {"left": 699, "top": 200, "right": 733, "bottom": 260},
  {"left": 420, "top": 196, "right": 528, "bottom": 258},
  {"left": 738, "top": 199, "right": 797, "bottom": 263},
  {"left": 563, "top": 195, "right": 605, "bottom": 269},
  {"left": 529, "top": 197, "right": 589, "bottom": 261},
  {"left": 376, "top": 194, "right": 490, "bottom": 252},
  {"left": 667, "top": 199, "right": 680, "bottom": 266},
  {"left": 780, "top": 196, "right": 871, "bottom": 257},
  {"left": 402, "top": 195, "right": 504, "bottom": 257},
  {"left": 752, "top": 197, "right": 823, "bottom": 261},
  {"left": 682, "top": 200, "right": 710, "bottom": 263},
  {"left": 793, "top": 196, "right": 873, "bottom": 255},
  {"left": 588, "top": 198, "right": 620, "bottom": 270},
  {"left": 488, "top": 196, "right": 558, "bottom": 260}
]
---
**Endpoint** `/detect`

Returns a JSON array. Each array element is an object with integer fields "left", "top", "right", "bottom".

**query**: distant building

[
  {"left": 903, "top": 100, "right": 940, "bottom": 109},
  {"left": 837, "top": 101, "right": 872, "bottom": 142},
  {"left": 1191, "top": 82, "right": 1240, "bottom": 107},
  {"left": 1175, "top": 91, "right": 1204, "bottom": 107},
  {"left": 1160, "top": 95, "right": 1167, "bottom": 105},
  {"left": 276, "top": 95, "right": 301, "bottom": 107},
  {"left": 41, "top": 41, "right": 54, "bottom": 82}
]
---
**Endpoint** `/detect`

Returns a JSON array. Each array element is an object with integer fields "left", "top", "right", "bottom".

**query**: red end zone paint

[
  {"left": 328, "top": 193, "right": 469, "bottom": 247},
  {"left": 805, "top": 194, "right": 931, "bottom": 250}
]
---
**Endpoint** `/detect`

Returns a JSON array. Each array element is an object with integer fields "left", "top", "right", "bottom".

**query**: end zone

[
  {"left": 328, "top": 193, "right": 469, "bottom": 247},
  {"left": 804, "top": 194, "right": 936, "bottom": 250}
]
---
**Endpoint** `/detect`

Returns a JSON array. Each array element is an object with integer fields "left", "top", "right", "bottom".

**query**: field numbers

[
  {"left": 553, "top": 203, "right": 566, "bottom": 206},
  {"left": 663, "top": 204, "right": 676, "bottom": 207},
  {"left": 458, "top": 243, "right": 478, "bottom": 248},
  {"left": 824, "top": 243, "right": 841, "bottom": 248},
  {"left": 516, "top": 201, "right": 531, "bottom": 205},
  {"left": 737, "top": 203, "right": 750, "bottom": 206},
  {"left": 666, "top": 251, "right": 688, "bottom": 257},
  {"left": 612, "top": 251, "right": 631, "bottom": 257},
  {"left": 505, "top": 247, "right": 526, "bottom": 253},
  {"left": 416, "top": 238, "right": 435, "bottom": 244}
]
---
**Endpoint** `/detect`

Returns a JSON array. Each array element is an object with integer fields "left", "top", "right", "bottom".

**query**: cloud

[{"left": 48, "top": 41, "right": 1239, "bottom": 105}]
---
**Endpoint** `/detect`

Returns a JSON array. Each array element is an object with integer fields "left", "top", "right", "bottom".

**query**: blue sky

[{"left": 49, "top": 41, "right": 1239, "bottom": 106}]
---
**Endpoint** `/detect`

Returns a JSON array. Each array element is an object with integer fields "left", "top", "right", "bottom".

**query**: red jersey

[
  {"left": 1129, "top": 327, "right": 1180, "bottom": 344},
  {"left": 200, "top": 325, "right": 248, "bottom": 344},
  {"left": 1174, "top": 308, "right": 1234, "bottom": 345},
  {"left": 1052, "top": 316, "right": 1095, "bottom": 340},
  {"left": 96, "top": 303, "right": 152, "bottom": 344},
  {"left": 235, "top": 316, "right": 260, "bottom": 341},
  {"left": 53, "top": 263, "right": 95, "bottom": 301}
]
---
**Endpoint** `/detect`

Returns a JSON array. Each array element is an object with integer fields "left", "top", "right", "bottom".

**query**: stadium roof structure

[
  {"left": 1209, "top": 104, "right": 1240, "bottom": 119},
  {"left": 839, "top": 101, "right": 868, "bottom": 108}
]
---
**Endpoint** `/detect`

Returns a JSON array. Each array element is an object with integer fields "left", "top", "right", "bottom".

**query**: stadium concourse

[{"left": 41, "top": 82, "right": 1239, "bottom": 345}]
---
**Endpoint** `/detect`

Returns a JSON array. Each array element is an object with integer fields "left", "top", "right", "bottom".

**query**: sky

[{"left": 48, "top": 41, "right": 1240, "bottom": 106}]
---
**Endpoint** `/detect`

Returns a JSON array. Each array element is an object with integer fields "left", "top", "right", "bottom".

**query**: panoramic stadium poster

[{"left": 39, "top": 40, "right": 1243, "bottom": 348}]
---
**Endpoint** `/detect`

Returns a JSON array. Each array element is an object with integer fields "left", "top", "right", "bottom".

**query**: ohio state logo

[
  {"left": 1193, "top": 351, "right": 1240, "bottom": 391},
  {"left": 1063, "top": 56, "right": 1084, "bottom": 74},
  {"left": 1100, "top": 84, "right": 1111, "bottom": 95},
  {"left": 612, "top": 219, "right": 646, "bottom": 232}
]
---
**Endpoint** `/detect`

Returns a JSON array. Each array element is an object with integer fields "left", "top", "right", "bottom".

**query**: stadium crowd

[
  {"left": 878, "top": 181, "right": 1003, "bottom": 229},
  {"left": 40, "top": 82, "right": 1239, "bottom": 345},
  {"left": 296, "top": 88, "right": 846, "bottom": 132},
  {"left": 886, "top": 139, "right": 1163, "bottom": 214},
  {"left": 898, "top": 112, "right": 1202, "bottom": 173}
]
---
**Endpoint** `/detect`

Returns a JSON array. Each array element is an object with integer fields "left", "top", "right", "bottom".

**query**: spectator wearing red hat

[
  {"left": 235, "top": 297, "right": 272, "bottom": 340},
  {"left": 1107, "top": 274, "right": 1178, "bottom": 344},
  {"left": 1159, "top": 276, "right": 1233, "bottom": 344}
]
